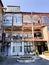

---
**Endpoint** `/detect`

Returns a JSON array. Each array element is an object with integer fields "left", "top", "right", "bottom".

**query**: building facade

[
  {"left": 0, "top": 4, "right": 49, "bottom": 56},
  {"left": 0, "top": 0, "right": 4, "bottom": 54}
]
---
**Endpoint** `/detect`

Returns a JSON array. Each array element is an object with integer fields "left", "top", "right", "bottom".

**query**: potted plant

[{"left": 44, "top": 51, "right": 49, "bottom": 56}]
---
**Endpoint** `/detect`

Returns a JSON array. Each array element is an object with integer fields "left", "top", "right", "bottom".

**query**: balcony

[
  {"left": 22, "top": 32, "right": 46, "bottom": 42},
  {"left": 13, "top": 27, "right": 22, "bottom": 31},
  {"left": 12, "top": 35, "right": 22, "bottom": 39},
  {"left": 23, "top": 37, "right": 46, "bottom": 42},
  {"left": 4, "top": 36, "right": 46, "bottom": 42},
  {"left": 4, "top": 27, "right": 12, "bottom": 32},
  {"left": 2, "top": 23, "right": 12, "bottom": 27},
  {"left": 13, "top": 23, "right": 22, "bottom": 27},
  {"left": 23, "top": 23, "right": 32, "bottom": 27},
  {"left": 5, "top": 37, "right": 11, "bottom": 42},
  {"left": 3, "top": 31, "right": 47, "bottom": 42},
  {"left": 23, "top": 23, "right": 49, "bottom": 31},
  {"left": 11, "top": 34, "right": 22, "bottom": 41},
  {"left": 34, "top": 23, "right": 49, "bottom": 28},
  {"left": 3, "top": 36, "right": 46, "bottom": 42}
]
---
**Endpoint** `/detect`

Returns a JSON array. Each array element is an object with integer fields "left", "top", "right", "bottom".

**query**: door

[
  {"left": 12, "top": 42, "right": 23, "bottom": 55},
  {"left": 38, "top": 45, "right": 42, "bottom": 54},
  {"left": 24, "top": 42, "right": 33, "bottom": 54}
]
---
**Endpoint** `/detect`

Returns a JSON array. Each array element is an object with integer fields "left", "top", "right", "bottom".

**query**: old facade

[
  {"left": 0, "top": 1, "right": 49, "bottom": 56},
  {"left": 0, "top": 0, "right": 4, "bottom": 54}
]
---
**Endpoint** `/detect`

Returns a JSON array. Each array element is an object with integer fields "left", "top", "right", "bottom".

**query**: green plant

[{"left": 44, "top": 50, "right": 49, "bottom": 53}]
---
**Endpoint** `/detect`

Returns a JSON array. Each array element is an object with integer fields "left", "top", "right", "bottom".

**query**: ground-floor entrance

[
  {"left": 11, "top": 42, "right": 34, "bottom": 55},
  {"left": 35, "top": 42, "right": 48, "bottom": 54},
  {"left": 2, "top": 41, "right": 48, "bottom": 56}
]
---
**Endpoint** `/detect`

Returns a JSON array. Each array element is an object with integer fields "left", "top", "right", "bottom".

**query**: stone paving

[
  {"left": 0, "top": 59, "right": 49, "bottom": 65},
  {"left": 39, "top": 54, "right": 49, "bottom": 60},
  {"left": 0, "top": 56, "right": 49, "bottom": 65}
]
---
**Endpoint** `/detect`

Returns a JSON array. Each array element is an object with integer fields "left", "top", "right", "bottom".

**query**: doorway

[
  {"left": 37, "top": 42, "right": 48, "bottom": 54},
  {"left": 38, "top": 45, "right": 42, "bottom": 54}
]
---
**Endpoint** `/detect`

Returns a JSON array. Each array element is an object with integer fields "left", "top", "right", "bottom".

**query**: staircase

[
  {"left": 3, "top": 54, "right": 38, "bottom": 63},
  {"left": 16, "top": 54, "right": 36, "bottom": 62}
]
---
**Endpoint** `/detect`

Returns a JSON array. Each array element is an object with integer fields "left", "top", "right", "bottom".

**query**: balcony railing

[
  {"left": 5, "top": 37, "right": 11, "bottom": 42},
  {"left": 12, "top": 35, "right": 22, "bottom": 40},
  {"left": 4, "top": 35, "right": 46, "bottom": 42},
  {"left": 23, "top": 23, "right": 32, "bottom": 27}
]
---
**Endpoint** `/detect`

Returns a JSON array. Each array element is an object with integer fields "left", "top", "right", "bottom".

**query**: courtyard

[{"left": 0, "top": 56, "right": 49, "bottom": 65}]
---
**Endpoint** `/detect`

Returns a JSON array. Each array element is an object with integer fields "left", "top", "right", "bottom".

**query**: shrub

[{"left": 44, "top": 51, "right": 49, "bottom": 53}]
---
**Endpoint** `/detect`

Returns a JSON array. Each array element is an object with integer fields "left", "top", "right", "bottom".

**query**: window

[
  {"left": 32, "top": 15, "right": 40, "bottom": 23},
  {"left": 6, "top": 33, "right": 11, "bottom": 38},
  {"left": 6, "top": 6, "right": 20, "bottom": 12},
  {"left": 23, "top": 15, "right": 31, "bottom": 23},
  {"left": 42, "top": 16, "right": 49, "bottom": 23},
  {"left": 13, "top": 14, "right": 22, "bottom": 26},
  {"left": 47, "top": 26, "right": 49, "bottom": 31},
  {"left": 12, "top": 33, "right": 22, "bottom": 39},
  {"left": 24, "top": 47, "right": 28, "bottom": 53},
  {"left": 24, "top": 33, "right": 32, "bottom": 38},
  {"left": 20, "top": 46, "right": 22, "bottom": 52},
  {"left": 24, "top": 33, "right": 28, "bottom": 38},
  {"left": 28, "top": 33, "right": 32, "bottom": 38},
  {"left": 3, "top": 14, "right": 12, "bottom": 26},
  {"left": 12, "top": 42, "right": 22, "bottom": 53},
  {"left": 24, "top": 42, "right": 33, "bottom": 54},
  {"left": 34, "top": 32, "right": 42, "bottom": 37},
  {"left": 13, "top": 46, "right": 15, "bottom": 52}
]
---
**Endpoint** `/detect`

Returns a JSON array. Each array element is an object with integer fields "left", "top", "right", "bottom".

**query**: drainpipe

[
  {"left": 31, "top": 12, "right": 35, "bottom": 54},
  {"left": 2, "top": 8, "right": 6, "bottom": 56}
]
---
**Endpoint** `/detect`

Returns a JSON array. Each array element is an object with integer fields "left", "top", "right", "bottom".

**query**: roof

[
  {"left": 5, "top": 11, "right": 49, "bottom": 14},
  {"left": 7, "top": 5, "right": 20, "bottom": 7}
]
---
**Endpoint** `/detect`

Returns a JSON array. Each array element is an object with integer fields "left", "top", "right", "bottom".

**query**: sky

[{"left": 2, "top": 0, "right": 49, "bottom": 12}]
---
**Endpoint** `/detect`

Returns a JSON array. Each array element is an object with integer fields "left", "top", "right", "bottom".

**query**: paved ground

[
  {"left": 39, "top": 54, "right": 49, "bottom": 60},
  {"left": 0, "top": 56, "right": 49, "bottom": 65}
]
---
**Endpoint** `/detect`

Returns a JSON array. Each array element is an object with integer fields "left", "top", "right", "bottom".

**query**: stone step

[{"left": 17, "top": 59, "right": 35, "bottom": 63}]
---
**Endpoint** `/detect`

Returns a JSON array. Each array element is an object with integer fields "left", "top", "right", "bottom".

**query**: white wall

[{"left": 10, "top": 42, "right": 24, "bottom": 55}]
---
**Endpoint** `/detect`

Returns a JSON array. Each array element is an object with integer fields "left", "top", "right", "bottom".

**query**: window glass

[
  {"left": 6, "top": 7, "right": 20, "bottom": 12},
  {"left": 32, "top": 15, "right": 40, "bottom": 23},
  {"left": 20, "top": 46, "right": 22, "bottom": 52},
  {"left": 13, "top": 46, "right": 16, "bottom": 52},
  {"left": 24, "top": 42, "right": 33, "bottom": 54},
  {"left": 3, "top": 14, "right": 12, "bottom": 26},
  {"left": 12, "top": 42, "right": 22, "bottom": 53},
  {"left": 23, "top": 15, "right": 31, "bottom": 23},
  {"left": 42, "top": 16, "right": 49, "bottom": 23},
  {"left": 13, "top": 14, "right": 22, "bottom": 26}
]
